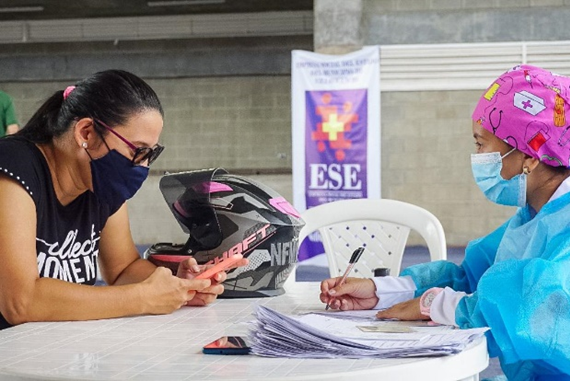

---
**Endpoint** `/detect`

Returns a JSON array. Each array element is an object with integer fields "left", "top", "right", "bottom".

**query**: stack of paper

[{"left": 249, "top": 306, "right": 488, "bottom": 359}]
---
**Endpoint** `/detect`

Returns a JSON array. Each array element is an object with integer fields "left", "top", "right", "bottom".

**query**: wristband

[{"left": 419, "top": 287, "right": 443, "bottom": 317}]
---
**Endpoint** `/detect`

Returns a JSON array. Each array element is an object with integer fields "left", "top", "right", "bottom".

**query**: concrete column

[{"left": 314, "top": 0, "right": 363, "bottom": 54}]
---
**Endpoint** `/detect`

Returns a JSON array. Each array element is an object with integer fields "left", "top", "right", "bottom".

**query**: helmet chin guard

[{"left": 145, "top": 168, "right": 304, "bottom": 298}]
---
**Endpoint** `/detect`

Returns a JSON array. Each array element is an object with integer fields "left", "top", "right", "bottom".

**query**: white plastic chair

[{"left": 298, "top": 199, "right": 447, "bottom": 278}]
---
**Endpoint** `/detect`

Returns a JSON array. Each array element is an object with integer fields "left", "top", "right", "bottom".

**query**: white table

[{"left": 0, "top": 282, "right": 488, "bottom": 381}]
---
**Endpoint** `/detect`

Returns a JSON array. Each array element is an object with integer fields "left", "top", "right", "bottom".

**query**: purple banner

[
  {"left": 305, "top": 89, "right": 368, "bottom": 208},
  {"left": 298, "top": 89, "right": 369, "bottom": 261},
  {"left": 297, "top": 236, "right": 325, "bottom": 262}
]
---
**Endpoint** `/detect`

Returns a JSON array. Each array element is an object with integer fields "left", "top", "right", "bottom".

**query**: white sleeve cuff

[
  {"left": 372, "top": 276, "right": 417, "bottom": 310},
  {"left": 429, "top": 287, "right": 467, "bottom": 327}
]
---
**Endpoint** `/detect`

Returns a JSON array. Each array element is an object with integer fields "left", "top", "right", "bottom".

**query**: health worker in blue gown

[{"left": 319, "top": 65, "right": 570, "bottom": 380}]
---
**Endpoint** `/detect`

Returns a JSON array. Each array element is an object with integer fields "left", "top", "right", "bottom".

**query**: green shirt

[{"left": 0, "top": 91, "right": 18, "bottom": 137}]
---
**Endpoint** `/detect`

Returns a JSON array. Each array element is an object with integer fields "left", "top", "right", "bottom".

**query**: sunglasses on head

[{"left": 93, "top": 119, "right": 164, "bottom": 166}]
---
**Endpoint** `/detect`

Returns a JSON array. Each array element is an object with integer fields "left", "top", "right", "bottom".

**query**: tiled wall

[
  {"left": 361, "top": 0, "right": 570, "bottom": 45},
  {"left": 145, "top": 76, "right": 293, "bottom": 172},
  {"left": 379, "top": 90, "right": 513, "bottom": 246}
]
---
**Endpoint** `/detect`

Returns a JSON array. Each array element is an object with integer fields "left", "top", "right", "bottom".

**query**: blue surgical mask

[
  {"left": 89, "top": 149, "right": 149, "bottom": 211},
  {"left": 471, "top": 149, "right": 527, "bottom": 207}
]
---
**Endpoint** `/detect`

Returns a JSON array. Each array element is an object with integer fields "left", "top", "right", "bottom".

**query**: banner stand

[{"left": 292, "top": 46, "right": 381, "bottom": 261}]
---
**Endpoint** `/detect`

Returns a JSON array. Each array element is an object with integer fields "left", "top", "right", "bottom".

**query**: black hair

[{"left": 17, "top": 69, "right": 164, "bottom": 143}]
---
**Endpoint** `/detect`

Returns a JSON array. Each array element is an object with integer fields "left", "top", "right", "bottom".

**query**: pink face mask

[{"left": 472, "top": 64, "right": 570, "bottom": 168}]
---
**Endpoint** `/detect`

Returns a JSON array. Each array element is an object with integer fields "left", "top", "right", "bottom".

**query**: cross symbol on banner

[
  {"left": 322, "top": 114, "right": 344, "bottom": 140},
  {"left": 522, "top": 100, "right": 533, "bottom": 109}
]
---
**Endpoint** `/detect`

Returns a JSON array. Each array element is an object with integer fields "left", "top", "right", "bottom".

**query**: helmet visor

[{"left": 159, "top": 168, "right": 229, "bottom": 251}]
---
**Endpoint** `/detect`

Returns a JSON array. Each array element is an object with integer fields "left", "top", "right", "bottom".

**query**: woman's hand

[
  {"left": 141, "top": 266, "right": 211, "bottom": 314},
  {"left": 319, "top": 277, "right": 379, "bottom": 310},
  {"left": 175, "top": 256, "right": 249, "bottom": 306},
  {"left": 375, "top": 297, "right": 429, "bottom": 321}
]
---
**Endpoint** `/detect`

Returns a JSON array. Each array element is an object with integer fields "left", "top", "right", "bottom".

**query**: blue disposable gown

[{"left": 400, "top": 191, "right": 570, "bottom": 380}]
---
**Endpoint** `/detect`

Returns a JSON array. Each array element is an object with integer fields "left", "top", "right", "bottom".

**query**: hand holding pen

[{"left": 325, "top": 247, "right": 365, "bottom": 310}]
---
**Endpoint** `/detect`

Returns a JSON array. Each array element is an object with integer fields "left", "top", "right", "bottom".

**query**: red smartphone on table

[{"left": 202, "top": 336, "right": 251, "bottom": 355}]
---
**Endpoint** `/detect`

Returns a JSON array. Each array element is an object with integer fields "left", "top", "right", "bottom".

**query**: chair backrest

[{"left": 298, "top": 199, "right": 447, "bottom": 278}]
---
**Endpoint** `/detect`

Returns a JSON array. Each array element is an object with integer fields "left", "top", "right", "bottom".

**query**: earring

[
  {"left": 523, "top": 166, "right": 531, "bottom": 175},
  {"left": 82, "top": 142, "right": 88, "bottom": 148}
]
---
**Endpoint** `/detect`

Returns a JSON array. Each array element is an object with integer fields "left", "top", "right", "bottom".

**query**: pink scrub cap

[{"left": 472, "top": 64, "right": 570, "bottom": 167}]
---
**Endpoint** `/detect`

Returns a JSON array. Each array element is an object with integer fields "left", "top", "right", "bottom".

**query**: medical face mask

[
  {"left": 89, "top": 149, "right": 149, "bottom": 211},
  {"left": 470, "top": 149, "right": 527, "bottom": 207}
]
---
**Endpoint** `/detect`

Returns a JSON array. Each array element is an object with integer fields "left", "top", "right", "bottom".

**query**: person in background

[
  {"left": 0, "top": 69, "right": 247, "bottom": 330},
  {"left": 0, "top": 90, "right": 19, "bottom": 136},
  {"left": 320, "top": 65, "right": 570, "bottom": 380}
]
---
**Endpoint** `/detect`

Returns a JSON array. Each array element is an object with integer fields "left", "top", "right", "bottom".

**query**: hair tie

[{"left": 63, "top": 86, "right": 76, "bottom": 100}]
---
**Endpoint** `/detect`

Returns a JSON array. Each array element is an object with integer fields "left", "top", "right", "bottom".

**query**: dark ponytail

[{"left": 17, "top": 70, "right": 164, "bottom": 143}]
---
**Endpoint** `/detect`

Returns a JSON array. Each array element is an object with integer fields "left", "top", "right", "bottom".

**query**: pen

[{"left": 325, "top": 246, "right": 365, "bottom": 310}]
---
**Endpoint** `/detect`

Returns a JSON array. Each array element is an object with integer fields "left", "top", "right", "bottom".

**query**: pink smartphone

[{"left": 195, "top": 254, "right": 244, "bottom": 280}]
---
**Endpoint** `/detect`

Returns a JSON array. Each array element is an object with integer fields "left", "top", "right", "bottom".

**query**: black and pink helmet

[{"left": 144, "top": 168, "right": 304, "bottom": 297}]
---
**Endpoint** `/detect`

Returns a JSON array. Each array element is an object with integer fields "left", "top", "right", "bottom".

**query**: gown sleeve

[{"left": 400, "top": 219, "right": 510, "bottom": 296}]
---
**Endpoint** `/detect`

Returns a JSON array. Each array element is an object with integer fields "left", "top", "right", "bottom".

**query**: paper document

[
  {"left": 306, "top": 309, "right": 380, "bottom": 321},
  {"left": 249, "top": 306, "right": 488, "bottom": 359},
  {"left": 357, "top": 325, "right": 415, "bottom": 333}
]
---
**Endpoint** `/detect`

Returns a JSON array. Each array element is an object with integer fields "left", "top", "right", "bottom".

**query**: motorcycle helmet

[{"left": 145, "top": 168, "right": 305, "bottom": 298}]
